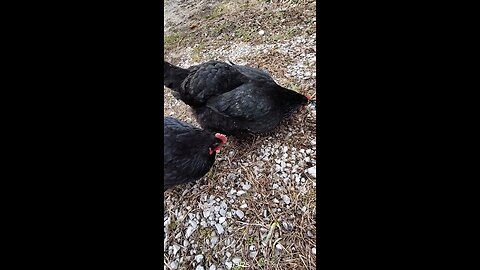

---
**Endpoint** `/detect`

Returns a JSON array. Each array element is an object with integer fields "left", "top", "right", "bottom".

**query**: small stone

[
  {"left": 235, "top": 209, "right": 245, "bottom": 219},
  {"left": 276, "top": 243, "right": 284, "bottom": 250},
  {"left": 225, "top": 261, "right": 232, "bottom": 270},
  {"left": 282, "top": 221, "right": 293, "bottom": 231},
  {"left": 219, "top": 209, "right": 226, "bottom": 216},
  {"left": 272, "top": 183, "right": 279, "bottom": 189},
  {"left": 203, "top": 209, "right": 211, "bottom": 218},
  {"left": 249, "top": 245, "right": 256, "bottom": 251},
  {"left": 273, "top": 198, "right": 280, "bottom": 204},
  {"left": 307, "top": 166, "right": 316, "bottom": 178},
  {"left": 281, "top": 194, "right": 291, "bottom": 205},
  {"left": 209, "top": 265, "right": 216, "bottom": 270},
  {"left": 258, "top": 30, "right": 265, "bottom": 36},
  {"left": 249, "top": 251, "right": 258, "bottom": 258},
  {"left": 170, "top": 261, "right": 179, "bottom": 269},
  {"left": 172, "top": 244, "right": 180, "bottom": 255},
  {"left": 215, "top": 223, "right": 224, "bottom": 234},
  {"left": 219, "top": 217, "right": 226, "bottom": 224},
  {"left": 312, "top": 247, "right": 316, "bottom": 255},
  {"left": 185, "top": 226, "right": 195, "bottom": 238},
  {"left": 195, "top": 266, "right": 204, "bottom": 270},
  {"left": 189, "top": 220, "right": 198, "bottom": 229},
  {"left": 240, "top": 204, "right": 248, "bottom": 209},
  {"left": 195, "top": 254, "right": 204, "bottom": 263},
  {"left": 237, "top": 190, "right": 246, "bottom": 196},
  {"left": 232, "top": 257, "right": 241, "bottom": 264},
  {"left": 210, "top": 236, "right": 219, "bottom": 246},
  {"left": 242, "top": 184, "right": 251, "bottom": 190}
]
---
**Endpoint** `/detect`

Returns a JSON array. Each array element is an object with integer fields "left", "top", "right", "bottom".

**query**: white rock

[
  {"left": 281, "top": 194, "right": 291, "bottom": 205},
  {"left": 219, "top": 217, "right": 226, "bottom": 224},
  {"left": 240, "top": 204, "right": 248, "bottom": 209},
  {"left": 170, "top": 261, "right": 178, "bottom": 269},
  {"left": 237, "top": 190, "right": 246, "bottom": 196},
  {"left": 209, "top": 265, "right": 216, "bottom": 270},
  {"left": 189, "top": 220, "right": 198, "bottom": 229},
  {"left": 242, "top": 184, "right": 251, "bottom": 190},
  {"left": 195, "top": 254, "right": 204, "bottom": 263},
  {"left": 225, "top": 261, "right": 232, "bottom": 270},
  {"left": 312, "top": 247, "right": 316, "bottom": 255},
  {"left": 273, "top": 198, "right": 280, "bottom": 204},
  {"left": 232, "top": 257, "right": 241, "bottom": 264},
  {"left": 235, "top": 209, "right": 245, "bottom": 219},
  {"left": 172, "top": 244, "right": 180, "bottom": 255},
  {"left": 258, "top": 30, "right": 265, "bottom": 36},
  {"left": 307, "top": 166, "right": 316, "bottom": 178},
  {"left": 185, "top": 226, "right": 195, "bottom": 238},
  {"left": 203, "top": 209, "right": 211, "bottom": 218},
  {"left": 210, "top": 236, "right": 219, "bottom": 246},
  {"left": 215, "top": 223, "right": 224, "bottom": 234}
]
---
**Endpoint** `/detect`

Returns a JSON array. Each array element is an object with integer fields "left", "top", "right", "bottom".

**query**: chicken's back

[{"left": 163, "top": 117, "right": 217, "bottom": 190}]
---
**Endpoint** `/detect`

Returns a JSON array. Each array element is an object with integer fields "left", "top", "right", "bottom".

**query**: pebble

[
  {"left": 215, "top": 224, "right": 224, "bottom": 234},
  {"left": 281, "top": 194, "right": 291, "bottom": 204},
  {"left": 210, "top": 236, "right": 219, "bottom": 246},
  {"left": 237, "top": 190, "right": 246, "bottom": 196},
  {"left": 172, "top": 244, "right": 180, "bottom": 255},
  {"left": 185, "top": 226, "right": 195, "bottom": 238},
  {"left": 225, "top": 261, "right": 232, "bottom": 270},
  {"left": 195, "top": 254, "right": 204, "bottom": 263},
  {"left": 209, "top": 265, "right": 216, "bottom": 270},
  {"left": 232, "top": 257, "right": 241, "bottom": 264},
  {"left": 307, "top": 166, "right": 316, "bottom": 178},
  {"left": 235, "top": 209, "right": 245, "bottom": 219},
  {"left": 196, "top": 266, "right": 204, "bottom": 270},
  {"left": 258, "top": 30, "right": 265, "bottom": 36},
  {"left": 219, "top": 217, "right": 226, "bottom": 224},
  {"left": 240, "top": 204, "right": 248, "bottom": 209},
  {"left": 312, "top": 247, "right": 316, "bottom": 255},
  {"left": 242, "top": 183, "right": 251, "bottom": 190},
  {"left": 170, "top": 261, "right": 178, "bottom": 269}
]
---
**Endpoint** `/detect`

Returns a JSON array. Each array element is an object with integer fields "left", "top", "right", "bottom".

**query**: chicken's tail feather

[{"left": 164, "top": 60, "right": 189, "bottom": 92}]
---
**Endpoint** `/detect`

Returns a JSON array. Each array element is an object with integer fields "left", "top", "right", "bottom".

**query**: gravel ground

[{"left": 164, "top": 1, "right": 316, "bottom": 269}]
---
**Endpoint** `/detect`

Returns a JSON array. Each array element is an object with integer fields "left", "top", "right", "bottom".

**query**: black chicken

[
  {"left": 164, "top": 116, "right": 227, "bottom": 191},
  {"left": 164, "top": 60, "right": 311, "bottom": 135}
]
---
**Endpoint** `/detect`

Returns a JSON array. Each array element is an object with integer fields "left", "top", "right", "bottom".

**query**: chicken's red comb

[
  {"left": 215, "top": 133, "right": 228, "bottom": 144},
  {"left": 306, "top": 95, "right": 311, "bottom": 100}
]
